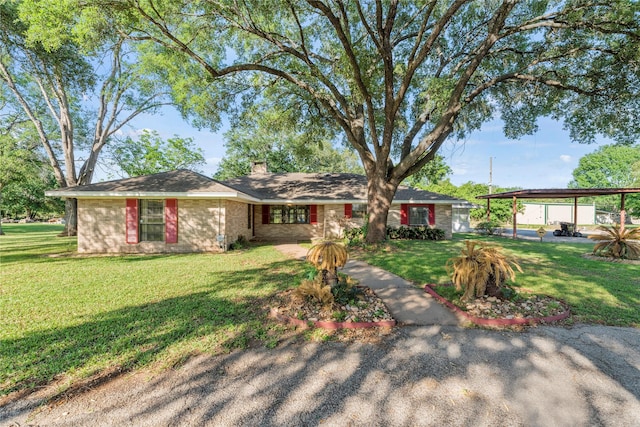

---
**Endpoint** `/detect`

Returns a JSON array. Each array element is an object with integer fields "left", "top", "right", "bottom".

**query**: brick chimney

[{"left": 250, "top": 161, "right": 268, "bottom": 175}]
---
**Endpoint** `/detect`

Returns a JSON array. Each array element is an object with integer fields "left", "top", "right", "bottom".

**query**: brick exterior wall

[
  {"left": 224, "top": 200, "right": 253, "bottom": 245},
  {"left": 324, "top": 204, "right": 364, "bottom": 239},
  {"left": 308, "top": 203, "right": 453, "bottom": 240},
  {"left": 77, "top": 199, "right": 453, "bottom": 253},
  {"left": 77, "top": 198, "right": 225, "bottom": 253},
  {"left": 177, "top": 199, "right": 224, "bottom": 252},
  {"left": 77, "top": 199, "right": 127, "bottom": 253},
  {"left": 316, "top": 203, "right": 454, "bottom": 240},
  {"left": 388, "top": 204, "right": 452, "bottom": 239},
  {"left": 434, "top": 204, "right": 453, "bottom": 239},
  {"left": 254, "top": 204, "right": 324, "bottom": 241}
]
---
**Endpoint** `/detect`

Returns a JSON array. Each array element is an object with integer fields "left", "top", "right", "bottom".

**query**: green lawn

[
  {"left": 2, "top": 226, "right": 638, "bottom": 398},
  {"left": 358, "top": 234, "right": 640, "bottom": 327},
  {"left": 0, "top": 224, "right": 303, "bottom": 398}
]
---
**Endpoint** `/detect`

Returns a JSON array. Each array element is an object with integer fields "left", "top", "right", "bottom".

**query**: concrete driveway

[
  {"left": 494, "top": 228, "right": 595, "bottom": 243},
  {"left": 3, "top": 324, "right": 639, "bottom": 426}
]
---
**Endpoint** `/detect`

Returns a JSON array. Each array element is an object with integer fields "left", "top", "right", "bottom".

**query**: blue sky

[
  {"left": 111, "top": 106, "right": 611, "bottom": 190},
  {"left": 440, "top": 117, "right": 611, "bottom": 189}
]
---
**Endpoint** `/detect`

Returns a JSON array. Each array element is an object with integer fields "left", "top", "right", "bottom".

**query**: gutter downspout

[{"left": 217, "top": 199, "right": 226, "bottom": 251}]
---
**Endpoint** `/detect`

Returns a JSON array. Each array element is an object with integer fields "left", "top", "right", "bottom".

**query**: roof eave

[
  {"left": 393, "top": 199, "right": 460, "bottom": 204},
  {"left": 258, "top": 198, "right": 458, "bottom": 204},
  {"left": 44, "top": 190, "right": 261, "bottom": 202},
  {"left": 259, "top": 198, "right": 366, "bottom": 205}
]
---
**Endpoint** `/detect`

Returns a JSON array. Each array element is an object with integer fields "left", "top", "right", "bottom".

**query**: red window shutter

[
  {"left": 400, "top": 204, "right": 408, "bottom": 225},
  {"left": 262, "top": 205, "right": 270, "bottom": 224},
  {"left": 310, "top": 205, "right": 318, "bottom": 224},
  {"left": 428, "top": 204, "right": 435, "bottom": 225},
  {"left": 165, "top": 199, "right": 178, "bottom": 243},
  {"left": 344, "top": 204, "right": 352, "bottom": 219},
  {"left": 126, "top": 199, "right": 139, "bottom": 244}
]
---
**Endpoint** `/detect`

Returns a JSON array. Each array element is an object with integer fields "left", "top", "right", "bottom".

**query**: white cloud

[
  {"left": 112, "top": 128, "right": 153, "bottom": 138},
  {"left": 452, "top": 166, "right": 468, "bottom": 176},
  {"left": 200, "top": 157, "right": 222, "bottom": 176},
  {"left": 133, "top": 128, "right": 153, "bottom": 136},
  {"left": 206, "top": 156, "right": 222, "bottom": 166},
  {"left": 559, "top": 155, "right": 572, "bottom": 163}
]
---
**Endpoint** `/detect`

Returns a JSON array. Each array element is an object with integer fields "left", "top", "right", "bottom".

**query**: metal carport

[{"left": 477, "top": 188, "right": 640, "bottom": 239}]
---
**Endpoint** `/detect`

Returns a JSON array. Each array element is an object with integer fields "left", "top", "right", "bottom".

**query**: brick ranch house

[{"left": 46, "top": 168, "right": 467, "bottom": 254}]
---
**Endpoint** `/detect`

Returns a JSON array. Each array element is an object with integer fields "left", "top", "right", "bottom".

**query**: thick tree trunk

[
  {"left": 365, "top": 173, "right": 398, "bottom": 244},
  {"left": 322, "top": 269, "right": 339, "bottom": 289},
  {"left": 61, "top": 198, "right": 78, "bottom": 236}
]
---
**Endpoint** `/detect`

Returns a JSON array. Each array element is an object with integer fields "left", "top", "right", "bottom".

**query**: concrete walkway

[{"left": 275, "top": 244, "right": 460, "bottom": 326}]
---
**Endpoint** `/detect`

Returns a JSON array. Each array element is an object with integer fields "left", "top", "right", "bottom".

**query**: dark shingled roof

[
  {"left": 223, "top": 172, "right": 462, "bottom": 203},
  {"left": 47, "top": 169, "right": 466, "bottom": 204},
  {"left": 47, "top": 169, "right": 239, "bottom": 195}
]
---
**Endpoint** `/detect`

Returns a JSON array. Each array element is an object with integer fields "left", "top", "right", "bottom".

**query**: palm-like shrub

[
  {"left": 307, "top": 241, "right": 349, "bottom": 288},
  {"left": 589, "top": 225, "right": 640, "bottom": 259},
  {"left": 446, "top": 240, "right": 522, "bottom": 301},
  {"left": 294, "top": 279, "right": 334, "bottom": 306}
]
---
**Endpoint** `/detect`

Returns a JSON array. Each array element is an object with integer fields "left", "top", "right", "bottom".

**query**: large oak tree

[{"left": 26, "top": 0, "right": 640, "bottom": 242}]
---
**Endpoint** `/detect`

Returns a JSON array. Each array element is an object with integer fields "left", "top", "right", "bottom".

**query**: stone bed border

[
  {"left": 269, "top": 308, "right": 397, "bottom": 330},
  {"left": 424, "top": 284, "right": 571, "bottom": 327}
]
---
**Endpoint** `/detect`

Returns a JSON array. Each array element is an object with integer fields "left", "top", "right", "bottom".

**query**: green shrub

[
  {"left": 386, "top": 226, "right": 445, "bottom": 241},
  {"left": 475, "top": 220, "right": 502, "bottom": 236},
  {"left": 331, "top": 311, "right": 347, "bottom": 321},
  {"left": 345, "top": 224, "right": 444, "bottom": 244},
  {"left": 332, "top": 280, "right": 363, "bottom": 306},
  {"left": 344, "top": 225, "right": 366, "bottom": 246},
  {"left": 228, "top": 235, "right": 249, "bottom": 250}
]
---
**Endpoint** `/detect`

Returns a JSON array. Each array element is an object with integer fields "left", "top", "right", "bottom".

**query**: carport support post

[
  {"left": 574, "top": 197, "right": 578, "bottom": 235},
  {"left": 620, "top": 194, "right": 626, "bottom": 232},
  {"left": 512, "top": 196, "right": 517, "bottom": 239},
  {"left": 486, "top": 199, "right": 491, "bottom": 222}
]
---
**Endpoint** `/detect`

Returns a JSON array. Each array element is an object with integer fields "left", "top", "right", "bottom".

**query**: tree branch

[
  {"left": 395, "top": 0, "right": 517, "bottom": 180},
  {"left": 0, "top": 58, "right": 65, "bottom": 186},
  {"left": 306, "top": 0, "right": 379, "bottom": 153},
  {"left": 395, "top": 0, "right": 471, "bottom": 114}
]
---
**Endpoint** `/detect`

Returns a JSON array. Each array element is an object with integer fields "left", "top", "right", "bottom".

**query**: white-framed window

[
  {"left": 139, "top": 199, "right": 165, "bottom": 241},
  {"left": 409, "top": 206, "right": 430, "bottom": 226},
  {"left": 351, "top": 203, "right": 367, "bottom": 219},
  {"left": 269, "top": 205, "right": 310, "bottom": 224}
]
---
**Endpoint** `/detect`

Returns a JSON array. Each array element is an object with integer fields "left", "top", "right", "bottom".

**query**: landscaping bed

[
  {"left": 271, "top": 286, "right": 395, "bottom": 329},
  {"left": 425, "top": 284, "right": 570, "bottom": 327}
]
